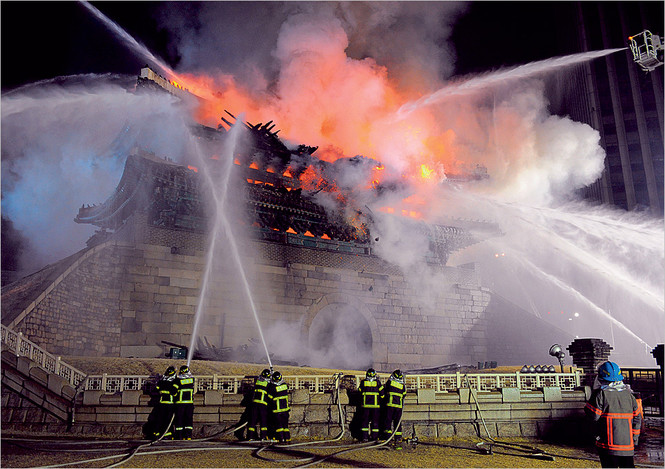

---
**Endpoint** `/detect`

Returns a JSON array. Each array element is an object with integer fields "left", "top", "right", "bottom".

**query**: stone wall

[
  {"left": 1, "top": 383, "right": 590, "bottom": 441},
  {"left": 11, "top": 212, "right": 493, "bottom": 370},
  {"left": 12, "top": 243, "right": 124, "bottom": 357}
]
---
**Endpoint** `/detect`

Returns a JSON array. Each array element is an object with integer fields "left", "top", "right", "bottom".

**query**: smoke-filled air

[{"left": 2, "top": 2, "right": 662, "bottom": 367}]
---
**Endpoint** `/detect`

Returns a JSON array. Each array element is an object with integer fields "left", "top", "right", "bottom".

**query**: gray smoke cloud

[
  {"left": 1, "top": 79, "right": 195, "bottom": 273},
  {"left": 155, "top": 2, "right": 467, "bottom": 91},
  {"left": 2, "top": 2, "right": 661, "bottom": 368}
]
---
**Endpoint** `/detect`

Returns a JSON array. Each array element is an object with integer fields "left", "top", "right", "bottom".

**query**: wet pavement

[{"left": 635, "top": 417, "right": 664, "bottom": 467}]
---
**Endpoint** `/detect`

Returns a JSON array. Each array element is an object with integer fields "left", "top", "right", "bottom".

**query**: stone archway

[{"left": 301, "top": 293, "right": 379, "bottom": 370}]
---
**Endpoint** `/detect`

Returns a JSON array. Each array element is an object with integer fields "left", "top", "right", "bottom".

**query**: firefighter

[
  {"left": 247, "top": 369, "right": 272, "bottom": 440},
  {"left": 380, "top": 369, "right": 407, "bottom": 448},
  {"left": 153, "top": 366, "right": 177, "bottom": 440},
  {"left": 174, "top": 364, "right": 195, "bottom": 440},
  {"left": 584, "top": 361, "right": 642, "bottom": 468},
  {"left": 268, "top": 370, "right": 291, "bottom": 443},
  {"left": 358, "top": 368, "right": 382, "bottom": 442}
]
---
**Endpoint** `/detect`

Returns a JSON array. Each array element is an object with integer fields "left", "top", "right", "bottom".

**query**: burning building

[{"left": 2, "top": 68, "right": 550, "bottom": 371}]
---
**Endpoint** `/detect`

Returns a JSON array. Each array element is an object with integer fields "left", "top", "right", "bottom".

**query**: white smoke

[
  {"left": 1, "top": 81, "right": 194, "bottom": 273},
  {"left": 443, "top": 81, "right": 607, "bottom": 205},
  {"left": 3, "top": 3, "right": 661, "bottom": 368}
]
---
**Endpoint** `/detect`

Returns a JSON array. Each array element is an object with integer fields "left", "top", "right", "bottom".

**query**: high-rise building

[{"left": 560, "top": 2, "right": 664, "bottom": 215}]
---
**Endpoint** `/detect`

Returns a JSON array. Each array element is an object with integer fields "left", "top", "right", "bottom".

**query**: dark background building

[
  {"left": 570, "top": 2, "right": 663, "bottom": 215},
  {"left": 453, "top": 2, "right": 664, "bottom": 216}
]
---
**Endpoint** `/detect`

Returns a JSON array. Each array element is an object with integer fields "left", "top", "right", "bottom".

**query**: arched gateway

[{"left": 302, "top": 293, "right": 377, "bottom": 370}]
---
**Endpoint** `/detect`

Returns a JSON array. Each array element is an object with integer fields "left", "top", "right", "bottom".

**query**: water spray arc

[
  {"left": 397, "top": 48, "right": 627, "bottom": 117},
  {"left": 187, "top": 122, "right": 272, "bottom": 369},
  {"left": 79, "top": 1, "right": 181, "bottom": 84},
  {"left": 77, "top": 0, "right": 273, "bottom": 367}
]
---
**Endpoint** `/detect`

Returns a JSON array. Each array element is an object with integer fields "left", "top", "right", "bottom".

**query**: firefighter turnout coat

[
  {"left": 584, "top": 381, "right": 642, "bottom": 456},
  {"left": 154, "top": 375, "right": 177, "bottom": 439},
  {"left": 268, "top": 380, "right": 291, "bottom": 442},
  {"left": 247, "top": 376, "right": 270, "bottom": 439},
  {"left": 380, "top": 378, "right": 407, "bottom": 440},
  {"left": 174, "top": 372, "right": 195, "bottom": 439},
  {"left": 358, "top": 377, "right": 382, "bottom": 440}
]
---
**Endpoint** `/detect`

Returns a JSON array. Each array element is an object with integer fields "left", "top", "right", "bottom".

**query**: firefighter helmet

[
  {"left": 391, "top": 369, "right": 403, "bottom": 381},
  {"left": 260, "top": 369, "right": 271, "bottom": 379},
  {"left": 179, "top": 365, "right": 190, "bottom": 375},
  {"left": 272, "top": 371, "right": 283, "bottom": 383},
  {"left": 597, "top": 361, "right": 623, "bottom": 382},
  {"left": 366, "top": 368, "right": 376, "bottom": 379},
  {"left": 164, "top": 366, "right": 176, "bottom": 377}
]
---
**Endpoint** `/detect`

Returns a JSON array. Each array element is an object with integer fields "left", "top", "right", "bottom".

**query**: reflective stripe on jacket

[
  {"left": 359, "top": 379, "right": 382, "bottom": 408},
  {"left": 269, "top": 382, "right": 290, "bottom": 413},
  {"left": 175, "top": 377, "right": 195, "bottom": 404},
  {"left": 156, "top": 377, "right": 177, "bottom": 404},
  {"left": 252, "top": 378, "right": 270, "bottom": 406},
  {"left": 382, "top": 379, "right": 406, "bottom": 408},
  {"left": 584, "top": 383, "right": 642, "bottom": 456}
]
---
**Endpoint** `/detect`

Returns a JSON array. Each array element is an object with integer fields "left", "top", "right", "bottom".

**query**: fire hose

[
  {"left": 252, "top": 371, "right": 404, "bottom": 466},
  {"left": 461, "top": 374, "right": 558, "bottom": 461},
  {"left": 29, "top": 372, "right": 403, "bottom": 468},
  {"left": 34, "top": 414, "right": 250, "bottom": 468},
  {"left": 21, "top": 372, "right": 642, "bottom": 468}
]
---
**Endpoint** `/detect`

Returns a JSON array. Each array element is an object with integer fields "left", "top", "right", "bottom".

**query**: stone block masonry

[
  {"left": 8, "top": 211, "right": 493, "bottom": 369},
  {"left": 1, "top": 379, "right": 590, "bottom": 441}
]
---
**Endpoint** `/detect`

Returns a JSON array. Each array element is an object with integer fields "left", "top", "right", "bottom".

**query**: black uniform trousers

[
  {"left": 598, "top": 450, "right": 635, "bottom": 468},
  {"left": 273, "top": 411, "right": 291, "bottom": 442},
  {"left": 154, "top": 403, "right": 175, "bottom": 440},
  {"left": 381, "top": 406, "right": 403, "bottom": 442},
  {"left": 175, "top": 403, "right": 194, "bottom": 440},
  {"left": 359, "top": 407, "right": 380, "bottom": 441},
  {"left": 247, "top": 403, "right": 269, "bottom": 440}
]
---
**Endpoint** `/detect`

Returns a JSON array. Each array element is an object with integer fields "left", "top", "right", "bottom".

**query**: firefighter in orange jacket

[
  {"left": 380, "top": 369, "right": 407, "bottom": 446},
  {"left": 174, "top": 365, "right": 195, "bottom": 440},
  {"left": 268, "top": 371, "right": 291, "bottom": 443},
  {"left": 358, "top": 368, "right": 382, "bottom": 441},
  {"left": 584, "top": 361, "right": 642, "bottom": 468}
]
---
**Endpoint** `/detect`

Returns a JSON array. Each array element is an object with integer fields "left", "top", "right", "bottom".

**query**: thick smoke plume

[
  {"left": 1, "top": 78, "right": 195, "bottom": 272},
  {"left": 2, "top": 3, "right": 662, "bottom": 366}
]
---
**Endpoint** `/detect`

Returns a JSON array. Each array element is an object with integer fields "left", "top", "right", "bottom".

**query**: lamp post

[{"left": 549, "top": 344, "right": 566, "bottom": 373}]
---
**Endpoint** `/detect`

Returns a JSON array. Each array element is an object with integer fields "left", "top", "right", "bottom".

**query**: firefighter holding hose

[
  {"left": 584, "top": 361, "right": 642, "bottom": 468},
  {"left": 268, "top": 370, "right": 291, "bottom": 443},
  {"left": 380, "top": 369, "right": 407, "bottom": 448},
  {"left": 247, "top": 369, "right": 272, "bottom": 440},
  {"left": 358, "top": 368, "right": 383, "bottom": 442},
  {"left": 153, "top": 365, "right": 177, "bottom": 440},
  {"left": 174, "top": 365, "right": 195, "bottom": 440}
]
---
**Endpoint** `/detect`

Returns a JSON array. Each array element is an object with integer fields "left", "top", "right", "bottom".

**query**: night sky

[{"left": 1, "top": 1, "right": 586, "bottom": 92}]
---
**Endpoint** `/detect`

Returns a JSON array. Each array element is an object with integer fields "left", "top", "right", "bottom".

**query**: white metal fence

[
  {"left": 1, "top": 324, "right": 88, "bottom": 388},
  {"left": 2, "top": 324, "right": 581, "bottom": 395}
]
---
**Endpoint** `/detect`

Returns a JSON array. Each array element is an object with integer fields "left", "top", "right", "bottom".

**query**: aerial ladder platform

[{"left": 628, "top": 30, "right": 664, "bottom": 72}]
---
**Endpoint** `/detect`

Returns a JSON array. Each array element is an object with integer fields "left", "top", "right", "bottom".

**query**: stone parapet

[
  {"left": 2, "top": 384, "right": 588, "bottom": 440},
  {"left": 567, "top": 338, "right": 613, "bottom": 386}
]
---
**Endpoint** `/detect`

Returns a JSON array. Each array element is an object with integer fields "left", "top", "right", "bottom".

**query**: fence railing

[
  {"left": 83, "top": 370, "right": 580, "bottom": 394},
  {"left": 1, "top": 324, "right": 88, "bottom": 388},
  {"left": 2, "top": 324, "right": 581, "bottom": 396}
]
